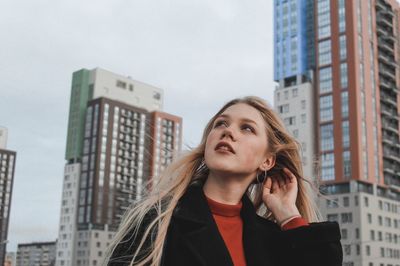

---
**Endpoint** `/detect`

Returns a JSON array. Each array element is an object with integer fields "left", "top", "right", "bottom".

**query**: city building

[
  {"left": 65, "top": 68, "right": 164, "bottom": 163},
  {"left": 0, "top": 127, "right": 16, "bottom": 266},
  {"left": 56, "top": 68, "right": 182, "bottom": 266},
  {"left": 274, "top": 0, "right": 400, "bottom": 265},
  {"left": 16, "top": 241, "right": 56, "bottom": 266}
]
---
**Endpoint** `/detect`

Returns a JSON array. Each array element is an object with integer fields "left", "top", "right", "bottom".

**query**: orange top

[
  {"left": 206, "top": 196, "right": 309, "bottom": 266},
  {"left": 206, "top": 196, "right": 247, "bottom": 266}
]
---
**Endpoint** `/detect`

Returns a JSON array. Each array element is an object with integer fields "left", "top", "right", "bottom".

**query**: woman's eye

[
  {"left": 214, "top": 120, "right": 227, "bottom": 127},
  {"left": 242, "top": 124, "right": 255, "bottom": 133}
]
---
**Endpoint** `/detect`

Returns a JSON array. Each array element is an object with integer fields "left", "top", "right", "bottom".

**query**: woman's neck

[{"left": 203, "top": 172, "right": 251, "bottom": 205}]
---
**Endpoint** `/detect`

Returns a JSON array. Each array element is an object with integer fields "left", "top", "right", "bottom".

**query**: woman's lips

[{"left": 215, "top": 141, "right": 235, "bottom": 153}]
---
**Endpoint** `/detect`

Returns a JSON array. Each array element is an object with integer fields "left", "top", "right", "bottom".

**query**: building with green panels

[
  {"left": 65, "top": 69, "right": 92, "bottom": 162},
  {"left": 64, "top": 68, "right": 165, "bottom": 163}
]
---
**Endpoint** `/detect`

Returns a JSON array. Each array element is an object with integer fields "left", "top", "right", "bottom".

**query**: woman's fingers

[
  {"left": 264, "top": 177, "right": 272, "bottom": 194},
  {"left": 272, "top": 177, "right": 280, "bottom": 191},
  {"left": 283, "top": 168, "right": 297, "bottom": 184},
  {"left": 280, "top": 174, "right": 288, "bottom": 187}
]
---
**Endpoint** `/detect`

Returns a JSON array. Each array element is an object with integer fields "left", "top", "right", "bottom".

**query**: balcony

[
  {"left": 378, "top": 37, "right": 395, "bottom": 53},
  {"left": 377, "top": 13, "right": 393, "bottom": 28},
  {"left": 378, "top": 53, "right": 397, "bottom": 69},
  {"left": 381, "top": 34, "right": 396, "bottom": 43},
  {"left": 383, "top": 152, "right": 400, "bottom": 163},
  {"left": 376, "top": 0, "right": 388, "bottom": 11},
  {"left": 381, "top": 92, "right": 398, "bottom": 108},
  {"left": 379, "top": 64, "right": 396, "bottom": 80},
  {"left": 383, "top": 167, "right": 396, "bottom": 176},
  {"left": 382, "top": 121, "right": 399, "bottom": 134}
]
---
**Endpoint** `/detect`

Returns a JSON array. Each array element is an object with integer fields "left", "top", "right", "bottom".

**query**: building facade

[
  {"left": 16, "top": 242, "right": 56, "bottom": 266},
  {"left": 55, "top": 164, "right": 80, "bottom": 266},
  {"left": 65, "top": 68, "right": 164, "bottom": 163},
  {"left": 56, "top": 69, "right": 182, "bottom": 266},
  {"left": 274, "top": 0, "right": 400, "bottom": 265},
  {"left": 0, "top": 127, "right": 16, "bottom": 266}
]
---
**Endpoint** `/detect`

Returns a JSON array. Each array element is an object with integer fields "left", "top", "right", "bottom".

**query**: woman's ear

[{"left": 260, "top": 154, "right": 276, "bottom": 171}]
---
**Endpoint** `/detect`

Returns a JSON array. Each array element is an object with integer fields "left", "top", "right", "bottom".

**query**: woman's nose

[{"left": 221, "top": 127, "right": 236, "bottom": 141}]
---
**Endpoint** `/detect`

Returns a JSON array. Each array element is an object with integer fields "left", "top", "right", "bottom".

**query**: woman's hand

[{"left": 262, "top": 168, "right": 300, "bottom": 225}]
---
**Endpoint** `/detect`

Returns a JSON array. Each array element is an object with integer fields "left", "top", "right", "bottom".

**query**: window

[
  {"left": 364, "top": 197, "right": 369, "bottom": 207},
  {"left": 327, "top": 214, "right": 339, "bottom": 222},
  {"left": 366, "top": 245, "right": 370, "bottom": 256},
  {"left": 301, "top": 114, "right": 306, "bottom": 123},
  {"left": 284, "top": 116, "right": 296, "bottom": 126},
  {"left": 340, "top": 63, "right": 348, "bottom": 88},
  {"left": 343, "top": 197, "right": 349, "bottom": 207},
  {"left": 344, "top": 245, "right": 351, "bottom": 256},
  {"left": 320, "top": 95, "right": 333, "bottom": 121},
  {"left": 368, "top": 213, "right": 372, "bottom": 224},
  {"left": 355, "top": 228, "right": 359, "bottom": 239},
  {"left": 318, "top": 0, "right": 331, "bottom": 39},
  {"left": 338, "top": 0, "right": 346, "bottom": 32},
  {"left": 301, "top": 100, "right": 306, "bottom": 109},
  {"left": 343, "top": 150, "right": 351, "bottom": 178},
  {"left": 321, "top": 153, "right": 335, "bottom": 181},
  {"left": 278, "top": 104, "right": 290, "bottom": 114},
  {"left": 339, "top": 35, "right": 347, "bottom": 60},
  {"left": 318, "top": 39, "right": 332, "bottom": 65},
  {"left": 116, "top": 80, "right": 126, "bottom": 89},
  {"left": 320, "top": 124, "right": 334, "bottom": 151},
  {"left": 153, "top": 92, "right": 161, "bottom": 100},
  {"left": 370, "top": 230, "right": 375, "bottom": 240},
  {"left": 385, "top": 217, "right": 391, "bottom": 227},
  {"left": 341, "top": 228, "right": 348, "bottom": 239},
  {"left": 341, "top": 212, "right": 353, "bottom": 223},
  {"left": 341, "top": 91, "right": 349, "bottom": 118},
  {"left": 327, "top": 198, "right": 339, "bottom": 208},
  {"left": 292, "top": 88, "right": 298, "bottom": 97},
  {"left": 319, "top": 67, "right": 333, "bottom": 93}
]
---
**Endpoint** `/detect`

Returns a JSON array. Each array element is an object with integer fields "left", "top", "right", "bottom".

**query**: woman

[{"left": 105, "top": 96, "right": 342, "bottom": 266}]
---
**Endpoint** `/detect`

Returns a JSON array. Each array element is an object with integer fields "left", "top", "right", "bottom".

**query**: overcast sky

[{"left": 0, "top": 0, "right": 275, "bottom": 251}]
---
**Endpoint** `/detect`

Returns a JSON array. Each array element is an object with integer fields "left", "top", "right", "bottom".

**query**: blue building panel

[{"left": 274, "top": 0, "right": 313, "bottom": 81}]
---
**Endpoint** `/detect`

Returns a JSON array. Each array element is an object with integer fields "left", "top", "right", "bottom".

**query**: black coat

[{"left": 110, "top": 181, "right": 343, "bottom": 266}]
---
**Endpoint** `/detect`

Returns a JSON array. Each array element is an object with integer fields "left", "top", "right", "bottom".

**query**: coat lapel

[
  {"left": 171, "top": 180, "right": 278, "bottom": 266},
  {"left": 172, "top": 181, "right": 233, "bottom": 266},
  {"left": 241, "top": 196, "right": 277, "bottom": 266}
]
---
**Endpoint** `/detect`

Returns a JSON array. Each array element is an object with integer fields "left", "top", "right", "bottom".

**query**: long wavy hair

[{"left": 103, "top": 96, "right": 322, "bottom": 266}]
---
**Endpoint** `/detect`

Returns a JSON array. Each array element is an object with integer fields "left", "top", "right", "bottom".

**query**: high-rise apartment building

[
  {"left": 56, "top": 68, "right": 182, "bottom": 266},
  {"left": 16, "top": 241, "right": 56, "bottom": 266},
  {"left": 0, "top": 127, "right": 16, "bottom": 266},
  {"left": 274, "top": 0, "right": 400, "bottom": 265},
  {"left": 65, "top": 68, "right": 164, "bottom": 163}
]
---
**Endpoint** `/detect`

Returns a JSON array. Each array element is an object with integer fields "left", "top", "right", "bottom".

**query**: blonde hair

[{"left": 104, "top": 96, "right": 322, "bottom": 266}]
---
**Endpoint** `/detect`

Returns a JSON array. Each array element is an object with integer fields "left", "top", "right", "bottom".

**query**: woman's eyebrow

[{"left": 217, "top": 114, "right": 259, "bottom": 128}]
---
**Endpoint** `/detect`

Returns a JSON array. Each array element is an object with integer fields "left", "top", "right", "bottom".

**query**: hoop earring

[{"left": 256, "top": 169, "right": 267, "bottom": 184}]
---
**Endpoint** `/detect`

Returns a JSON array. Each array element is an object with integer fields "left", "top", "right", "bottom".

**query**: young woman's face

[{"left": 204, "top": 103, "right": 270, "bottom": 179}]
